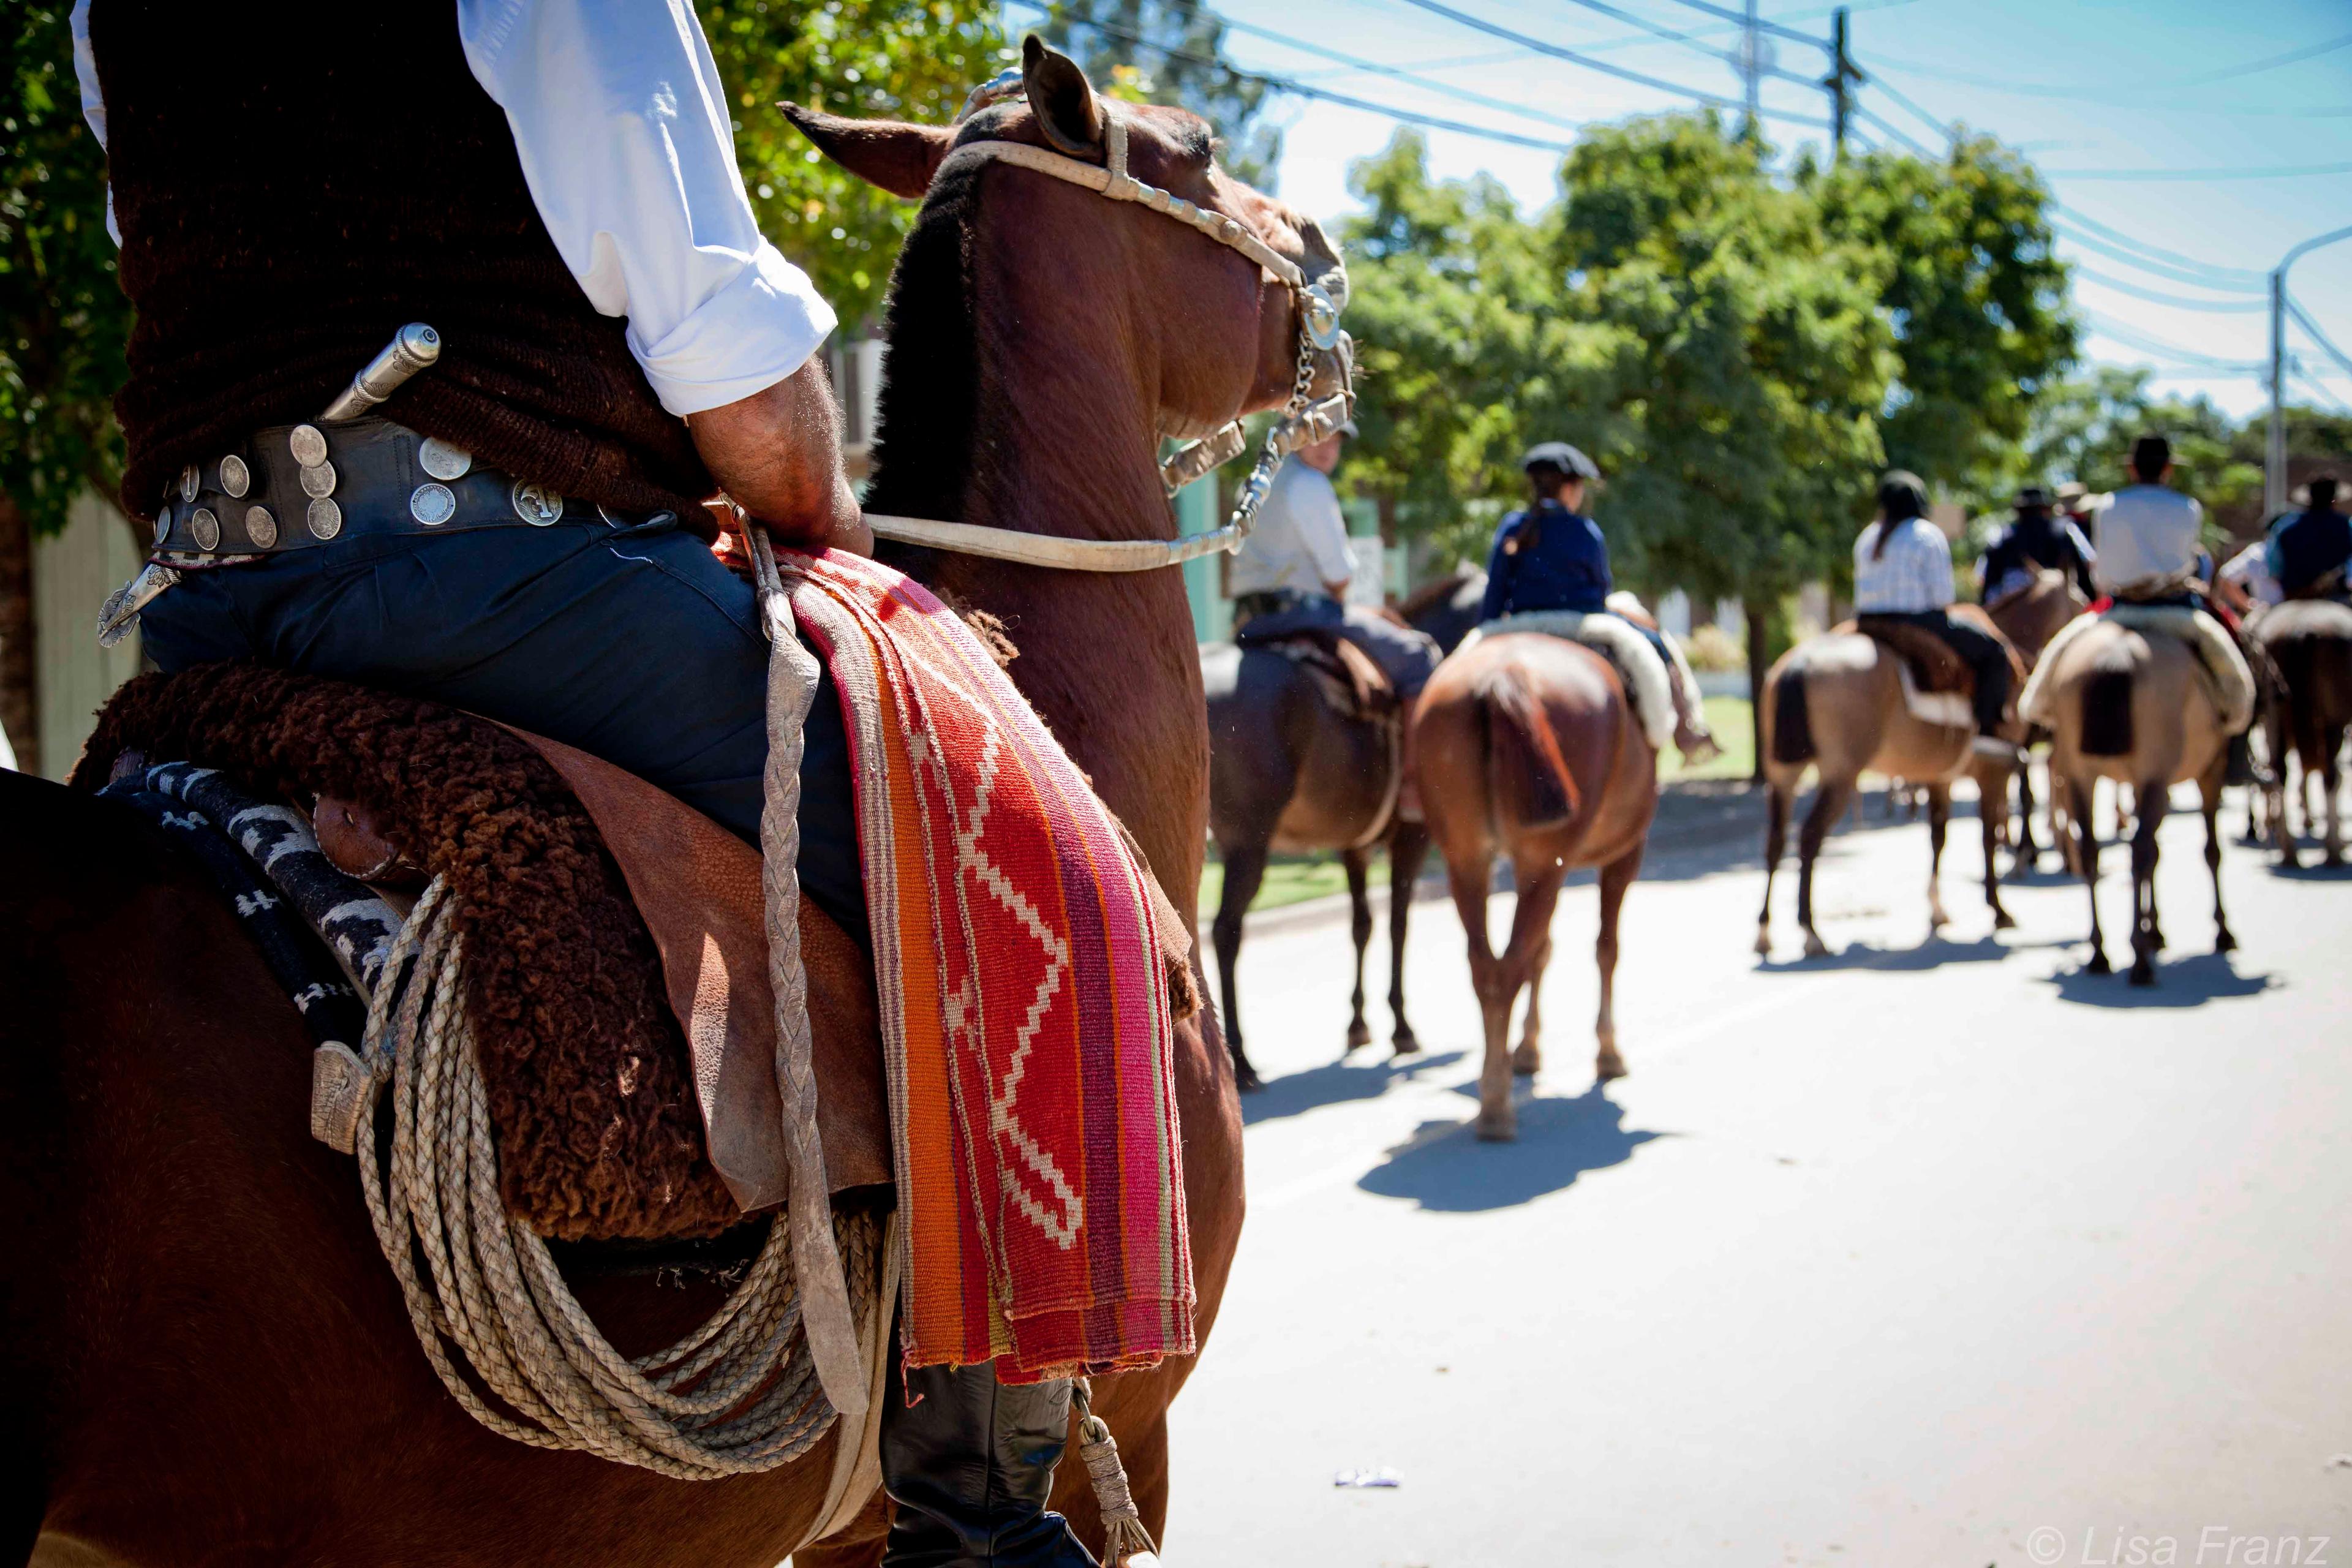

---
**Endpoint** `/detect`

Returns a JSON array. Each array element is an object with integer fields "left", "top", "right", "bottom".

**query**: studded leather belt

[{"left": 149, "top": 417, "right": 668, "bottom": 564}]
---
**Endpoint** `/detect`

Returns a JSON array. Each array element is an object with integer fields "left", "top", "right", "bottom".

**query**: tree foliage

[
  {"left": 1, "top": 2, "right": 128, "bottom": 537},
  {"left": 1035, "top": 1, "right": 1281, "bottom": 187}
]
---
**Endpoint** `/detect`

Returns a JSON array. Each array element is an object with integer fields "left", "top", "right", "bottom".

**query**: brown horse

[
  {"left": 2253, "top": 598, "right": 2352, "bottom": 866},
  {"left": 1757, "top": 615, "right": 2025, "bottom": 959},
  {"left": 1, "top": 47, "right": 1348, "bottom": 1566},
  {"left": 1412, "top": 632, "right": 1657, "bottom": 1141},
  {"left": 1986, "top": 570, "right": 2089, "bottom": 867},
  {"left": 2037, "top": 620, "right": 2234, "bottom": 985}
]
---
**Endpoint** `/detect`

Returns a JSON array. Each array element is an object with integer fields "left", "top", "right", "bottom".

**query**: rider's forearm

[{"left": 687, "top": 359, "right": 872, "bottom": 555}]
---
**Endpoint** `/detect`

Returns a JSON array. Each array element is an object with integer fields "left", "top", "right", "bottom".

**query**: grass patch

[
  {"left": 1197, "top": 853, "right": 1376, "bottom": 920},
  {"left": 1662, "top": 695, "right": 1754, "bottom": 782}
]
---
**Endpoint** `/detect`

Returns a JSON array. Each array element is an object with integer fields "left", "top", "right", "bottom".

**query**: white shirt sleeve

[
  {"left": 458, "top": 0, "right": 836, "bottom": 417},
  {"left": 68, "top": 0, "right": 121, "bottom": 244},
  {"left": 1294, "top": 468, "right": 1357, "bottom": 587}
]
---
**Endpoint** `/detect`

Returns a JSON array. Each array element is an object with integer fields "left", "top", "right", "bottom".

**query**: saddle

[
  {"left": 74, "top": 663, "right": 889, "bottom": 1242},
  {"left": 1839, "top": 612, "right": 1990, "bottom": 731},
  {"left": 1258, "top": 630, "right": 1398, "bottom": 723}
]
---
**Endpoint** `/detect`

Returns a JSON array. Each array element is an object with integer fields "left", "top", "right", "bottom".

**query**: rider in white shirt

[{"left": 2094, "top": 435, "right": 2206, "bottom": 598}]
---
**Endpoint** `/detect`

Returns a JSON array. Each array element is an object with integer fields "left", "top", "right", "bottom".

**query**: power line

[
  {"left": 1549, "top": 0, "right": 1741, "bottom": 69},
  {"left": 2041, "top": 158, "right": 2352, "bottom": 183},
  {"left": 2070, "top": 265, "right": 2272, "bottom": 313},
  {"left": 1861, "top": 28, "right": 2352, "bottom": 101},
  {"left": 1865, "top": 71, "right": 1951, "bottom": 146},
  {"left": 2171, "top": 27, "right": 2352, "bottom": 88},
  {"left": 1658, "top": 0, "right": 1826, "bottom": 51},
  {"left": 2290, "top": 367, "right": 2352, "bottom": 417},
  {"left": 1384, "top": 0, "right": 1831, "bottom": 128},
  {"left": 1852, "top": 102, "right": 1934, "bottom": 157},
  {"left": 2051, "top": 205, "right": 2268, "bottom": 287},
  {"left": 2083, "top": 310, "right": 2264, "bottom": 372},
  {"left": 1213, "top": 16, "right": 1590, "bottom": 132},
  {"left": 2285, "top": 296, "right": 2352, "bottom": 385}
]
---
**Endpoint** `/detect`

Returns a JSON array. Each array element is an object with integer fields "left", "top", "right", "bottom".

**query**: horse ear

[
  {"left": 1020, "top": 35, "right": 1103, "bottom": 157},
  {"left": 779, "top": 104, "right": 952, "bottom": 200}
]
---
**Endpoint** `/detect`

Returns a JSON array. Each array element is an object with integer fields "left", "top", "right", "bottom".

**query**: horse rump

[
  {"left": 1478, "top": 665, "right": 1580, "bottom": 829},
  {"left": 1770, "top": 668, "right": 1814, "bottom": 765},
  {"left": 2079, "top": 668, "right": 2135, "bottom": 756}
]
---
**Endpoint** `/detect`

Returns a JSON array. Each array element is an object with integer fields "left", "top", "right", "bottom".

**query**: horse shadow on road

[
  {"left": 1355, "top": 1084, "right": 1667, "bottom": 1212},
  {"left": 2043, "top": 949, "right": 2277, "bottom": 1009},
  {"left": 1757, "top": 932, "right": 2013, "bottom": 973},
  {"left": 1240, "top": 1049, "right": 1468, "bottom": 1127}
]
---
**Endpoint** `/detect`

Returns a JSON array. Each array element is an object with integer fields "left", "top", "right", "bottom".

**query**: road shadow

[
  {"left": 2043, "top": 949, "right": 2277, "bottom": 1009},
  {"left": 2271, "top": 856, "right": 2352, "bottom": 882},
  {"left": 1355, "top": 1083, "right": 1667, "bottom": 1212},
  {"left": 1755, "top": 933, "right": 2011, "bottom": 973},
  {"left": 1240, "top": 1048, "right": 1468, "bottom": 1126}
]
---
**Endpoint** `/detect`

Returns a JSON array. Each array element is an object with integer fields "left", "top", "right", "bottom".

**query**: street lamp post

[{"left": 2267, "top": 223, "right": 2352, "bottom": 517}]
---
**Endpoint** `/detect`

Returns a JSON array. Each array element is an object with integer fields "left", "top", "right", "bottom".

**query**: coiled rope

[{"left": 354, "top": 876, "right": 881, "bottom": 1479}]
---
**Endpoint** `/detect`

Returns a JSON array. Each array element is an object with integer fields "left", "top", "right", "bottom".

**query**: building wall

[{"left": 34, "top": 493, "right": 143, "bottom": 781}]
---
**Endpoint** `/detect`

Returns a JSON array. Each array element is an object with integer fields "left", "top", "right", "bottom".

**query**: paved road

[{"left": 1163, "top": 783, "right": 2352, "bottom": 1567}]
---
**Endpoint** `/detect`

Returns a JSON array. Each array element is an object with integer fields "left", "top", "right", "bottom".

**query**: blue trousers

[
  {"left": 1232, "top": 597, "right": 1440, "bottom": 695},
  {"left": 140, "top": 517, "right": 869, "bottom": 939}
]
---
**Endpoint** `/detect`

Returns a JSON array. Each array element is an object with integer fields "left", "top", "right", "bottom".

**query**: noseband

[{"left": 859, "top": 80, "right": 1354, "bottom": 575}]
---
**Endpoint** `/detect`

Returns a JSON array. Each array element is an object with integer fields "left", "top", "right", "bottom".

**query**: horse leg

[
  {"left": 1980, "top": 772, "right": 2015, "bottom": 930},
  {"left": 1757, "top": 782, "right": 1790, "bottom": 957},
  {"left": 1386, "top": 819, "right": 1431, "bottom": 1054},
  {"left": 2072, "top": 775, "right": 2110, "bottom": 974},
  {"left": 1926, "top": 782, "right": 1951, "bottom": 935},
  {"left": 1449, "top": 856, "right": 1517, "bottom": 1142},
  {"left": 2203, "top": 774, "right": 2236, "bottom": 955},
  {"left": 1512, "top": 930, "right": 1551, "bottom": 1077},
  {"left": 1796, "top": 775, "right": 1855, "bottom": 959},
  {"left": 1212, "top": 838, "right": 1272, "bottom": 1091},
  {"left": 1593, "top": 846, "right": 1641, "bottom": 1082},
  {"left": 2326, "top": 734, "right": 2345, "bottom": 866},
  {"left": 2015, "top": 758, "right": 2041, "bottom": 865},
  {"left": 2128, "top": 782, "right": 2163, "bottom": 987},
  {"left": 1343, "top": 846, "right": 1373, "bottom": 1052}
]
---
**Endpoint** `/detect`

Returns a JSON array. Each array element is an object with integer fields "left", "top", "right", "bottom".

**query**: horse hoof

[
  {"left": 1391, "top": 1030, "right": 1421, "bottom": 1057},
  {"left": 1344, "top": 1021, "right": 1373, "bottom": 1052},
  {"left": 1754, "top": 925, "right": 1773, "bottom": 957},
  {"left": 1474, "top": 1113, "right": 1517, "bottom": 1144},
  {"left": 1233, "top": 1061, "right": 1263, "bottom": 1093},
  {"left": 2086, "top": 951, "right": 2112, "bottom": 976},
  {"left": 2129, "top": 961, "right": 2157, "bottom": 988},
  {"left": 1802, "top": 932, "right": 1831, "bottom": 960},
  {"left": 1596, "top": 1052, "right": 1627, "bottom": 1082},
  {"left": 1994, "top": 909, "right": 2017, "bottom": 931},
  {"left": 1511, "top": 1043, "right": 1541, "bottom": 1077},
  {"left": 2215, "top": 929, "right": 2237, "bottom": 954}
]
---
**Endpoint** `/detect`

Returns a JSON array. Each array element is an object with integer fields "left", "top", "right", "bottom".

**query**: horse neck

[{"left": 868, "top": 185, "right": 1208, "bottom": 907}]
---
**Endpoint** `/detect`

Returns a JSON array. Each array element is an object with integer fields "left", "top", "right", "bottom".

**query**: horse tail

[
  {"left": 1477, "top": 663, "right": 1580, "bottom": 832},
  {"left": 1770, "top": 665, "right": 1814, "bottom": 764},
  {"left": 2080, "top": 668, "right": 2135, "bottom": 756}
]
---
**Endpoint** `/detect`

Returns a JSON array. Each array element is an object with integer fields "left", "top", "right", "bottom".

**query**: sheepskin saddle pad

[
  {"left": 1256, "top": 630, "right": 1398, "bottom": 723},
  {"left": 72, "top": 661, "right": 889, "bottom": 1243}
]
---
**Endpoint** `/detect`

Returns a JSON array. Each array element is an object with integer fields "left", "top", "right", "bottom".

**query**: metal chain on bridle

[{"left": 856, "top": 75, "right": 1352, "bottom": 575}]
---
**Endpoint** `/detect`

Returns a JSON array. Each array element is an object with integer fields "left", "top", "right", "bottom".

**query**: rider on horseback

[
  {"left": 1480, "top": 443, "right": 1717, "bottom": 758},
  {"left": 2267, "top": 475, "right": 2350, "bottom": 601},
  {"left": 76, "top": 1, "right": 1094, "bottom": 1560},
  {"left": 1978, "top": 485, "right": 2097, "bottom": 605},
  {"left": 1228, "top": 426, "right": 1441, "bottom": 698},
  {"left": 1851, "top": 470, "right": 2018, "bottom": 759}
]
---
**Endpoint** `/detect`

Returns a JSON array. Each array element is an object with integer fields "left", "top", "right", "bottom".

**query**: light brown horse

[
  {"left": 2038, "top": 620, "right": 2234, "bottom": 985},
  {"left": 2253, "top": 597, "right": 2352, "bottom": 867},
  {"left": 1, "top": 45, "right": 1348, "bottom": 1566},
  {"left": 1757, "top": 614, "right": 2025, "bottom": 958},
  {"left": 1412, "top": 633, "right": 1657, "bottom": 1141},
  {"left": 1986, "top": 570, "right": 2089, "bottom": 867}
]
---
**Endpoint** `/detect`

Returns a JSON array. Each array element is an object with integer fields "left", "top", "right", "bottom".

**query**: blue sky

[{"left": 1008, "top": 0, "right": 2352, "bottom": 421}]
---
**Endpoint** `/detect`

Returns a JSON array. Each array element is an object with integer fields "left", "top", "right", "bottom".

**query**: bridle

[{"left": 856, "top": 72, "right": 1355, "bottom": 575}]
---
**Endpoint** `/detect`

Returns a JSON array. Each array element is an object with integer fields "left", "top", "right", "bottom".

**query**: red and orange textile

[{"left": 782, "top": 548, "right": 1194, "bottom": 1381}]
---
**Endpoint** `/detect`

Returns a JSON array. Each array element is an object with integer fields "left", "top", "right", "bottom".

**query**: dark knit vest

[{"left": 91, "top": 0, "right": 715, "bottom": 528}]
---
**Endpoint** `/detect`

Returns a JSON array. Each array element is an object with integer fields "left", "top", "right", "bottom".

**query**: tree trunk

[
  {"left": 0, "top": 493, "right": 36, "bottom": 775},
  {"left": 1744, "top": 595, "right": 1769, "bottom": 786}
]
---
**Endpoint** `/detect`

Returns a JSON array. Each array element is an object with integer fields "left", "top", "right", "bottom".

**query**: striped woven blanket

[{"left": 782, "top": 548, "right": 1194, "bottom": 1381}]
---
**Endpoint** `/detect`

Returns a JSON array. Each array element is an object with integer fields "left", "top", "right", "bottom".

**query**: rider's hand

[{"left": 687, "top": 358, "right": 870, "bottom": 556}]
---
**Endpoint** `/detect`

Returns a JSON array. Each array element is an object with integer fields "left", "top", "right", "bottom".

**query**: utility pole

[
  {"left": 2266, "top": 222, "right": 2352, "bottom": 516},
  {"left": 1743, "top": 0, "right": 1760, "bottom": 140},
  {"left": 1822, "top": 6, "right": 1865, "bottom": 160}
]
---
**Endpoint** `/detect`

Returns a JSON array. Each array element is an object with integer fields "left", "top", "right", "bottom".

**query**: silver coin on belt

[
  {"left": 511, "top": 481, "right": 565, "bottom": 526},
  {"left": 288, "top": 424, "right": 330, "bottom": 467},
  {"left": 179, "top": 464, "right": 200, "bottom": 503},
  {"left": 307, "top": 497, "right": 344, "bottom": 540},
  {"left": 245, "top": 504, "right": 279, "bottom": 550},
  {"left": 190, "top": 505, "right": 221, "bottom": 551},
  {"left": 410, "top": 483, "right": 458, "bottom": 526},
  {"left": 300, "top": 459, "right": 339, "bottom": 499},
  {"left": 220, "top": 454, "right": 252, "bottom": 499},
  {"left": 418, "top": 437, "right": 472, "bottom": 481}
]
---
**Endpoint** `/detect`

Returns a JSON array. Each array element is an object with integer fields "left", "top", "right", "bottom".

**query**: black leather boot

[{"left": 881, "top": 1361, "right": 1100, "bottom": 1568}]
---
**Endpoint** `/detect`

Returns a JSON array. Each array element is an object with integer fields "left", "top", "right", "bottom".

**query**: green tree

[
  {"left": 1035, "top": 1, "right": 1281, "bottom": 187},
  {"left": 1806, "top": 134, "right": 2078, "bottom": 505},
  {"left": 706, "top": 1, "right": 1007, "bottom": 330}
]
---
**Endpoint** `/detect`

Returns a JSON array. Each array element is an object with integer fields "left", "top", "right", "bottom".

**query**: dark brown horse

[
  {"left": 2253, "top": 597, "right": 2352, "bottom": 866},
  {"left": 1202, "top": 592, "right": 1474, "bottom": 1088},
  {"left": 1412, "top": 632, "right": 1657, "bottom": 1140},
  {"left": 1986, "top": 569, "right": 2088, "bottom": 867},
  {"left": 2, "top": 47, "right": 1348, "bottom": 1566}
]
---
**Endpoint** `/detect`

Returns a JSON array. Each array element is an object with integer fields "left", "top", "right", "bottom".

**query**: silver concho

[
  {"left": 219, "top": 454, "right": 252, "bottom": 498},
  {"left": 410, "top": 483, "right": 457, "bottom": 526},
  {"left": 190, "top": 506, "right": 221, "bottom": 551},
  {"left": 595, "top": 502, "right": 627, "bottom": 527},
  {"left": 510, "top": 481, "right": 565, "bottom": 527},
  {"left": 179, "top": 464, "right": 202, "bottom": 503},
  {"left": 418, "top": 437, "right": 472, "bottom": 481},
  {"left": 1300, "top": 282, "right": 1343, "bottom": 352},
  {"left": 153, "top": 510, "right": 172, "bottom": 547},
  {"left": 244, "top": 504, "right": 279, "bottom": 549},
  {"left": 288, "top": 423, "right": 330, "bottom": 467},
  {"left": 307, "top": 496, "right": 344, "bottom": 540},
  {"left": 299, "top": 459, "right": 339, "bottom": 499}
]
